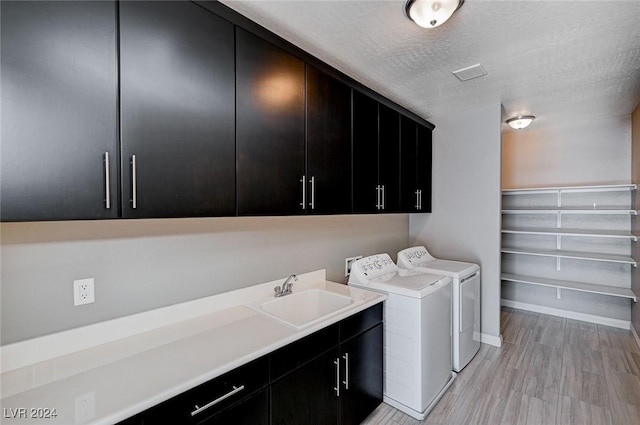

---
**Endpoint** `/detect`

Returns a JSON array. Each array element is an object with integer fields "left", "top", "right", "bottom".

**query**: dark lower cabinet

[
  {"left": 271, "top": 305, "right": 383, "bottom": 425},
  {"left": 143, "top": 357, "right": 269, "bottom": 424},
  {"left": 115, "top": 304, "right": 382, "bottom": 425},
  {"left": 0, "top": 0, "right": 119, "bottom": 221},
  {"left": 271, "top": 348, "right": 340, "bottom": 425},
  {"left": 119, "top": 1, "right": 235, "bottom": 218},
  {"left": 339, "top": 324, "right": 383, "bottom": 425},
  {"left": 198, "top": 389, "right": 269, "bottom": 425}
]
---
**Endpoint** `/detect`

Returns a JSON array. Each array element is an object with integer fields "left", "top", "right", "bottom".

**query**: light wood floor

[{"left": 361, "top": 307, "right": 640, "bottom": 425}]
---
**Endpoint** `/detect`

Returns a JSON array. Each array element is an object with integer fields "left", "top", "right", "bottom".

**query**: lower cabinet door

[
  {"left": 271, "top": 348, "right": 339, "bottom": 425},
  {"left": 197, "top": 388, "right": 269, "bottom": 425},
  {"left": 339, "top": 324, "right": 383, "bottom": 425}
]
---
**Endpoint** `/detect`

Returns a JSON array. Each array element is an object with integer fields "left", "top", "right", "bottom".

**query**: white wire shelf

[
  {"left": 501, "top": 246, "right": 637, "bottom": 266},
  {"left": 501, "top": 273, "right": 637, "bottom": 301}
]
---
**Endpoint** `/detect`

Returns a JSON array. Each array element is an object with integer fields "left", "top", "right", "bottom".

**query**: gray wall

[
  {"left": 409, "top": 103, "right": 503, "bottom": 341},
  {"left": 1, "top": 214, "right": 409, "bottom": 344},
  {"left": 502, "top": 115, "right": 633, "bottom": 322}
]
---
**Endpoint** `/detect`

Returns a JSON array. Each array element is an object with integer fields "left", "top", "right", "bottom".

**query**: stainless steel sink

[{"left": 246, "top": 289, "right": 362, "bottom": 329}]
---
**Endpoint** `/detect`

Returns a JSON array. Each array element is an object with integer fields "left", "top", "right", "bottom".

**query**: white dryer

[
  {"left": 397, "top": 246, "right": 481, "bottom": 372},
  {"left": 348, "top": 253, "right": 455, "bottom": 420}
]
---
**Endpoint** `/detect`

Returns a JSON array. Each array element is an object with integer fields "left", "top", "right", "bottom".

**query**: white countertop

[{"left": 0, "top": 271, "right": 385, "bottom": 425}]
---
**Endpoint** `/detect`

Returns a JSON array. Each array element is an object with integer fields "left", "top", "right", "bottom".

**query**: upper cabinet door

[
  {"left": 352, "top": 91, "right": 379, "bottom": 214},
  {"left": 400, "top": 116, "right": 418, "bottom": 212},
  {"left": 236, "top": 28, "right": 305, "bottom": 216},
  {"left": 306, "top": 66, "right": 352, "bottom": 214},
  {"left": 1, "top": 1, "right": 118, "bottom": 221},
  {"left": 378, "top": 104, "right": 401, "bottom": 212},
  {"left": 416, "top": 124, "right": 433, "bottom": 212},
  {"left": 120, "top": 1, "right": 235, "bottom": 218}
]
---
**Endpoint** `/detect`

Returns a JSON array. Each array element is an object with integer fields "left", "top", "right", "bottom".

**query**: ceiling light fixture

[
  {"left": 506, "top": 115, "right": 536, "bottom": 130},
  {"left": 405, "top": 0, "right": 465, "bottom": 28}
]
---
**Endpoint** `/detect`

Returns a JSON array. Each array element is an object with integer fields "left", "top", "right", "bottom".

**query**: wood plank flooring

[{"left": 361, "top": 307, "right": 640, "bottom": 425}]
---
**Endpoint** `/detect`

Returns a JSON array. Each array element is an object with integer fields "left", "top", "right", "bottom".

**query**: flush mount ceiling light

[
  {"left": 506, "top": 115, "right": 536, "bottom": 130},
  {"left": 405, "top": 0, "right": 465, "bottom": 28}
]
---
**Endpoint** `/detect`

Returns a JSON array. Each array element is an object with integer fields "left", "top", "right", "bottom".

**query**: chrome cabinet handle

[
  {"left": 300, "top": 175, "right": 306, "bottom": 210},
  {"left": 419, "top": 189, "right": 423, "bottom": 210},
  {"left": 131, "top": 155, "right": 137, "bottom": 209},
  {"left": 376, "top": 185, "right": 381, "bottom": 210},
  {"left": 309, "top": 176, "right": 315, "bottom": 210},
  {"left": 381, "top": 185, "right": 385, "bottom": 210},
  {"left": 415, "top": 190, "right": 420, "bottom": 210},
  {"left": 342, "top": 353, "right": 350, "bottom": 390},
  {"left": 104, "top": 152, "right": 111, "bottom": 209},
  {"left": 334, "top": 358, "right": 340, "bottom": 397},
  {"left": 191, "top": 385, "right": 245, "bottom": 417}
]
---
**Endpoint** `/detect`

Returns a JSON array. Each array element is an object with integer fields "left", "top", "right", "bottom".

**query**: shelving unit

[{"left": 501, "top": 183, "right": 637, "bottom": 305}]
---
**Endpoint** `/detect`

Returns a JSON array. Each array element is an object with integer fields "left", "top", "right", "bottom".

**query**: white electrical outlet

[
  {"left": 73, "top": 278, "right": 95, "bottom": 306},
  {"left": 345, "top": 256, "right": 363, "bottom": 277},
  {"left": 75, "top": 391, "right": 96, "bottom": 422}
]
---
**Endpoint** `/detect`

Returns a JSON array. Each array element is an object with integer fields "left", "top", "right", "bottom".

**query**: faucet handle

[{"left": 274, "top": 286, "right": 282, "bottom": 296}]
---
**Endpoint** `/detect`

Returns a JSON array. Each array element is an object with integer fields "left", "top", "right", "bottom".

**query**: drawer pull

[
  {"left": 131, "top": 155, "right": 137, "bottom": 209},
  {"left": 190, "top": 385, "right": 245, "bottom": 417},
  {"left": 342, "top": 352, "right": 350, "bottom": 390},
  {"left": 334, "top": 358, "right": 340, "bottom": 397},
  {"left": 104, "top": 152, "right": 111, "bottom": 209}
]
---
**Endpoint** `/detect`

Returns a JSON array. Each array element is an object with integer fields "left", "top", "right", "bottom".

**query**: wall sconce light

[
  {"left": 506, "top": 115, "right": 535, "bottom": 130},
  {"left": 405, "top": 0, "right": 465, "bottom": 28}
]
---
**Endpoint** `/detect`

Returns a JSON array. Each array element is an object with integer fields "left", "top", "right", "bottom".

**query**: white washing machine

[
  {"left": 397, "top": 246, "right": 481, "bottom": 372},
  {"left": 348, "top": 253, "right": 456, "bottom": 420}
]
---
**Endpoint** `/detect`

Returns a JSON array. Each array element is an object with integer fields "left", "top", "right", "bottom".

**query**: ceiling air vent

[{"left": 452, "top": 63, "right": 487, "bottom": 82}]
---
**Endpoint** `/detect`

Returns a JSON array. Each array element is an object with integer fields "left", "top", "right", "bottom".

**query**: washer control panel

[
  {"left": 397, "top": 246, "right": 429, "bottom": 268},
  {"left": 349, "top": 253, "right": 398, "bottom": 283}
]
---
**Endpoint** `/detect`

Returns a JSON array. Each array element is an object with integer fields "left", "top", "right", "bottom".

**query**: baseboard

[
  {"left": 501, "top": 299, "right": 631, "bottom": 330},
  {"left": 480, "top": 333, "right": 502, "bottom": 347},
  {"left": 632, "top": 325, "right": 640, "bottom": 351}
]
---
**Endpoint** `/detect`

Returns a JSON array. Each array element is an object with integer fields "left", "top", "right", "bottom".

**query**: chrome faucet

[{"left": 274, "top": 274, "right": 297, "bottom": 297}]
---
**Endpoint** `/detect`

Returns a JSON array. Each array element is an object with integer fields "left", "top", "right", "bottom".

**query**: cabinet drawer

[
  {"left": 270, "top": 323, "right": 339, "bottom": 381},
  {"left": 196, "top": 388, "right": 269, "bottom": 425},
  {"left": 144, "top": 356, "right": 268, "bottom": 424},
  {"left": 339, "top": 303, "right": 383, "bottom": 343}
]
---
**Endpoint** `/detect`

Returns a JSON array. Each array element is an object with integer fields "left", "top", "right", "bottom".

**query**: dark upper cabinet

[
  {"left": 400, "top": 118, "right": 432, "bottom": 212},
  {"left": 416, "top": 124, "right": 433, "bottom": 212},
  {"left": 400, "top": 116, "right": 419, "bottom": 212},
  {"left": 352, "top": 91, "right": 379, "bottom": 213},
  {"left": 306, "top": 66, "right": 352, "bottom": 214},
  {"left": 0, "top": 0, "right": 118, "bottom": 221},
  {"left": 352, "top": 91, "right": 402, "bottom": 213},
  {"left": 236, "top": 28, "right": 305, "bottom": 216},
  {"left": 119, "top": 1, "right": 235, "bottom": 218},
  {"left": 378, "top": 104, "right": 401, "bottom": 212}
]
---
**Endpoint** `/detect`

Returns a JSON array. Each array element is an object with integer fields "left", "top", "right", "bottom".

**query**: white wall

[
  {"left": 502, "top": 116, "right": 631, "bottom": 188},
  {"left": 409, "top": 103, "right": 503, "bottom": 343},
  {"left": 1, "top": 215, "right": 409, "bottom": 344}
]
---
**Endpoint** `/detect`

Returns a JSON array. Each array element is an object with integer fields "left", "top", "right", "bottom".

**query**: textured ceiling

[{"left": 219, "top": 0, "right": 640, "bottom": 131}]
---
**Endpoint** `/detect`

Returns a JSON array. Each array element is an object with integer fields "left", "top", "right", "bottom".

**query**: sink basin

[{"left": 247, "top": 289, "right": 361, "bottom": 329}]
